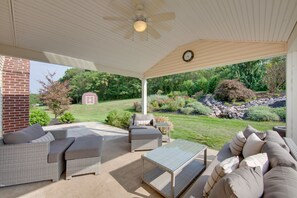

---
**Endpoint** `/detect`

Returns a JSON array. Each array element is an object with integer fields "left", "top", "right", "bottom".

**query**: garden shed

[{"left": 82, "top": 92, "right": 98, "bottom": 105}]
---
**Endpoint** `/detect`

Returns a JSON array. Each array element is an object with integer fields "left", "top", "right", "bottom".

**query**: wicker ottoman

[
  {"left": 131, "top": 128, "right": 162, "bottom": 152},
  {"left": 65, "top": 134, "right": 103, "bottom": 180}
]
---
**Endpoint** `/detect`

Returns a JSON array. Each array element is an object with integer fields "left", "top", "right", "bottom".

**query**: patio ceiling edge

[
  {"left": 144, "top": 40, "right": 287, "bottom": 79},
  {"left": 0, "top": 43, "right": 143, "bottom": 79}
]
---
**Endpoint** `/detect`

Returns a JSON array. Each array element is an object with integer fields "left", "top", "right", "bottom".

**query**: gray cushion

[
  {"left": 264, "top": 166, "right": 297, "bottom": 198},
  {"left": 3, "top": 124, "right": 46, "bottom": 144},
  {"left": 65, "top": 135, "right": 103, "bottom": 160},
  {"left": 261, "top": 141, "right": 297, "bottom": 170},
  {"left": 209, "top": 166, "right": 263, "bottom": 198},
  {"left": 48, "top": 137, "right": 75, "bottom": 163},
  {"left": 3, "top": 131, "right": 32, "bottom": 144},
  {"left": 134, "top": 113, "right": 154, "bottom": 121},
  {"left": 131, "top": 129, "right": 162, "bottom": 140},
  {"left": 265, "top": 130, "right": 290, "bottom": 152},
  {"left": 243, "top": 125, "right": 266, "bottom": 140},
  {"left": 31, "top": 132, "right": 55, "bottom": 143}
]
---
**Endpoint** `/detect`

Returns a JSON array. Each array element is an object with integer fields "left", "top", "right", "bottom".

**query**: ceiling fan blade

[
  {"left": 148, "top": 25, "right": 161, "bottom": 39},
  {"left": 150, "top": 12, "right": 176, "bottom": 22},
  {"left": 132, "top": 0, "right": 142, "bottom": 7},
  {"left": 103, "top": 16, "right": 128, "bottom": 21},
  {"left": 124, "top": 29, "right": 134, "bottom": 39},
  {"left": 151, "top": 22, "right": 172, "bottom": 32},
  {"left": 110, "top": 0, "right": 132, "bottom": 17}
]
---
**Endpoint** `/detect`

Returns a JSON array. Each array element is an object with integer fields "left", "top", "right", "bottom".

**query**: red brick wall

[{"left": 2, "top": 57, "right": 30, "bottom": 133}]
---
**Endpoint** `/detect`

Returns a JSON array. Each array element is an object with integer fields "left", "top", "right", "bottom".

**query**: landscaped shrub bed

[
  {"left": 29, "top": 109, "right": 51, "bottom": 126},
  {"left": 246, "top": 106, "right": 281, "bottom": 121},
  {"left": 105, "top": 110, "right": 132, "bottom": 129},
  {"left": 59, "top": 112, "right": 75, "bottom": 123}
]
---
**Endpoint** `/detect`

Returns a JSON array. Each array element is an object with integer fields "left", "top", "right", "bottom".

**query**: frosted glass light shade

[{"left": 134, "top": 20, "right": 147, "bottom": 32}]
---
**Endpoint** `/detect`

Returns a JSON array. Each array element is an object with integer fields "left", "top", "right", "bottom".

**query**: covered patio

[
  {"left": 0, "top": 122, "right": 217, "bottom": 197},
  {"left": 0, "top": 0, "right": 297, "bottom": 197}
]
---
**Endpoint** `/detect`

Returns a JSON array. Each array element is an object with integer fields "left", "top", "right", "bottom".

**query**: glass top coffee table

[{"left": 141, "top": 139, "right": 207, "bottom": 198}]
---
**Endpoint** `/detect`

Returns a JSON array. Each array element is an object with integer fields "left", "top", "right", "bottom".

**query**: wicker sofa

[
  {"left": 0, "top": 124, "right": 75, "bottom": 187},
  {"left": 182, "top": 130, "right": 297, "bottom": 198}
]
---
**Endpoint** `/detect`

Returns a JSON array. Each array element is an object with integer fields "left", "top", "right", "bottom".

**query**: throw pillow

[
  {"left": 203, "top": 156, "right": 239, "bottom": 197},
  {"left": 242, "top": 133, "right": 265, "bottom": 158},
  {"left": 261, "top": 141, "right": 297, "bottom": 170},
  {"left": 239, "top": 153, "right": 269, "bottom": 174},
  {"left": 209, "top": 166, "right": 264, "bottom": 198},
  {"left": 229, "top": 131, "right": 246, "bottom": 156},
  {"left": 243, "top": 125, "right": 266, "bottom": 140},
  {"left": 31, "top": 132, "right": 55, "bottom": 143},
  {"left": 263, "top": 166, "right": 297, "bottom": 198},
  {"left": 134, "top": 120, "right": 151, "bottom": 126},
  {"left": 265, "top": 130, "right": 290, "bottom": 152}
]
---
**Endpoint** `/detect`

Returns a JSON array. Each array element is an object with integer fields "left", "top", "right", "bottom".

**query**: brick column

[{"left": 1, "top": 56, "right": 30, "bottom": 133}]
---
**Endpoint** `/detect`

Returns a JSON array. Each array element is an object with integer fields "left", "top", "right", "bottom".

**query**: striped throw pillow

[
  {"left": 229, "top": 131, "right": 247, "bottom": 155},
  {"left": 134, "top": 120, "right": 151, "bottom": 126},
  {"left": 203, "top": 156, "right": 239, "bottom": 197},
  {"left": 31, "top": 132, "right": 55, "bottom": 143}
]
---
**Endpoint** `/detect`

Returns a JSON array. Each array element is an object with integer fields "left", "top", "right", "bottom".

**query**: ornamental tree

[{"left": 39, "top": 72, "right": 72, "bottom": 118}]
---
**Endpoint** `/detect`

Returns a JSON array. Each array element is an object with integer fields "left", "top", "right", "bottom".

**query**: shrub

[
  {"left": 180, "top": 107, "right": 194, "bottom": 115},
  {"left": 246, "top": 106, "right": 280, "bottom": 121},
  {"left": 187, "top": 102, "right": 212, "bottom": 115},
  {"left": 207, "top": 75, "right": 221, "bottom": 94},
  {"left": 271, "top": 107, "right": 286, "bottom": 121},
  {"left": 167, "top": 91, "right": 188, "bottom": 98},
  {"left": 181, "top": 80, "right": 195, "bottom": 96},
  {"left": 133, "top": 102, "right": 142, "bottom": 112},
  {"left": 58, "top": 112, "right": 75, "bottom": 123},
  {"left": 166, "top": 97, "right": 185, "bottom": 111},
  {"left": 195, "top": 77, "right": 208, "bottom": 94},
  {"left": 155, "top": 116, "right": 174, "bottom": 134},
  {"left": 192, "top": 91, "right": 204, "bottom": 100},
  {"left": 185, "top": 97, "right": 197, "bottom": 105},
  {"left": 214, "top": 80, "right": 255, "bottom": 102},
  {"left": 29, "top": 109, "right": 51, "bottom": 126},
  {"left": 105, "top": 110, "right": 132, "bottom": 129}
]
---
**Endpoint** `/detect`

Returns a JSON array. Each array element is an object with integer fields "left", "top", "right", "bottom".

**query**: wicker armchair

[{"left": 128, "top": 113, "right": 156, "bottom": 143}]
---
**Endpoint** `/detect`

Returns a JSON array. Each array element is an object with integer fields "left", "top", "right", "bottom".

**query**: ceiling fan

[{"left": 103, "top": 0, "right": 175, "bottom": 40}]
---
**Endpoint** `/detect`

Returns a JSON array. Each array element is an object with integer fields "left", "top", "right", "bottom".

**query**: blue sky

[{"left": 30, "top": 61, "right": 71, "bottom": 94}]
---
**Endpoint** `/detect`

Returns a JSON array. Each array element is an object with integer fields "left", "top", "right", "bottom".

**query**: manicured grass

[
  {"left": 155, "top": 113, "right": 283, "bottom": 150},
  {"left": 38, "top": 99, "right": 284, "bottom": 150}
]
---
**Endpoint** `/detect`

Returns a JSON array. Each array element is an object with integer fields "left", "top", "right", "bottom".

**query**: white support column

[
  {"left": 141, "top": 78, "right": 147, "bottom": 115},
  {"left": 286, "top": 31, "right": 297, "bottom": 143}
]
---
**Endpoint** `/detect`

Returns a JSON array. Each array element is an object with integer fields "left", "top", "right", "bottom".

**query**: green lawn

[{"left": 39, "top": 99, "right": 284, "bottom": 150}]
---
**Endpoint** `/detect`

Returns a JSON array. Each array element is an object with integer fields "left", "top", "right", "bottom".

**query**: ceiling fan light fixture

[{"left": 134, "top": 20, "right": 147, "bottom": 32}]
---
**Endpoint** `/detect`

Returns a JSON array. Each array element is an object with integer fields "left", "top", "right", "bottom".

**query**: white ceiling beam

[{"left": 0, "top": 43, "right": 142, "bottom": 78}]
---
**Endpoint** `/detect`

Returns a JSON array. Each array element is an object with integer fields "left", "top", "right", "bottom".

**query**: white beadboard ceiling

[{"left": 0, "top": 0, "right": 296, "bottom": 78}]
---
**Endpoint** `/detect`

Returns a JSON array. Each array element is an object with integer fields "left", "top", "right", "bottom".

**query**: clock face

[{"left": 183, "top": 50, "right": 194, "bottom": 62}]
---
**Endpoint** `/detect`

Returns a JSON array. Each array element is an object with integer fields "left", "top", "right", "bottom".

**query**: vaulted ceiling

[{"left": 0, "top": 0, "right": 296, "bottom": 78}]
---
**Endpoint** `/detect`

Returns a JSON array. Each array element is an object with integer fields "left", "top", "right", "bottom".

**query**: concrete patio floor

[{"left": 0, "top": 122, "right": 218, "bottom": 198}]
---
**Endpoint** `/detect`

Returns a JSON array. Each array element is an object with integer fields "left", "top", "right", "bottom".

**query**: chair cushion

[
  {"left": 131, "top": 129, "right": 162, "bottom": 140},
  {"left": 261, "top": 141, "right": 297, "bottom": 170},
  {"left": 265, "top": 130, "right": 290, "bottom": 152},
  {"left": 31, "top": 132, "right": 55, "bottom": 143},
  {"left": 209, "top": 166, "right": 263, "bottom": 198},
  {"left": 263, "top": 166, "right": 297, "bottom": 198},
  {"left": 3, "top": 124, "right": 46, "bottom": 144},
  {"left": 242, "top": 133, "right": 265, "bottom": 158},
  {"left": 48, "top": 137, "right": 75, "bottom": 163},
  {"left": 65, "top": 135, "right": 103, "bottom": 160},
  {"left": 243, "top": 125, "right": 266, "bottom": 140},
  {"left": 229, "top": 131, "right": 246, "bottom": 155}
]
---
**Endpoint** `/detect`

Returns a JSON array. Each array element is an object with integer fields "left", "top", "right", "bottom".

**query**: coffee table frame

[{"left": 141, "top": 140, "right": 207, "bottom": 198}]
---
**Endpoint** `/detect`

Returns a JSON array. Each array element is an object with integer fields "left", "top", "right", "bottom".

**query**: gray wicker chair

[{"left": 128, "top": 113, "right": 157, "bottom": 143}]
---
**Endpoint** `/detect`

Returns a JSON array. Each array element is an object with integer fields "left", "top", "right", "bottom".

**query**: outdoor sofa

[
  {"left": 0, "top": 124, "right": 103, "bottom": 187},
  {"left": 182, "top": 127, "right": 297, "bottom": 198}
]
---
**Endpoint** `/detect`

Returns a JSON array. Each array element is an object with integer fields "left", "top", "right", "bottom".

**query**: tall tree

[
  {"left": 39, "top": 72, "right": 72, "bottom": 118},
  {"left": 264, "top": 56, "right": 286, "bottom": 93}
]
